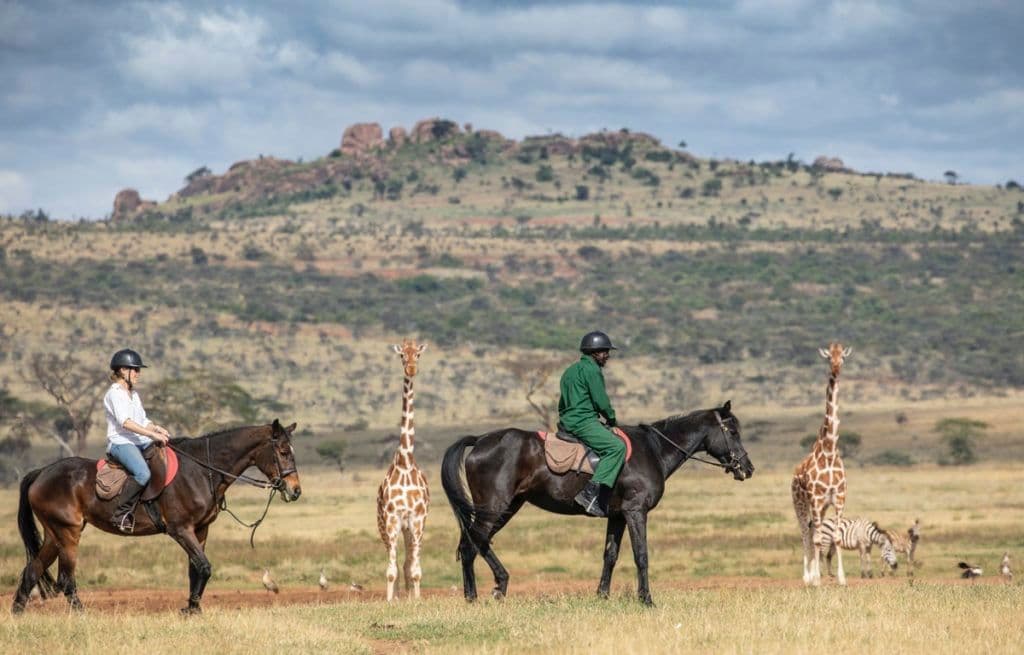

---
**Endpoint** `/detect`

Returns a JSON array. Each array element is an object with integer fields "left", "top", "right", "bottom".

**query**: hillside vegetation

[{"left": 2, "top": 121, "right": 1023, "bottom": 473}]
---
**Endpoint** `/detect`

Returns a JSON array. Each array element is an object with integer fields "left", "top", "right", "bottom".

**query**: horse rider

[
  {"left": 558, "top": 331, "right": 625, "bottom": 517},
  {"left": 104, "top": 348, "right": 170, "bottom": 532}
]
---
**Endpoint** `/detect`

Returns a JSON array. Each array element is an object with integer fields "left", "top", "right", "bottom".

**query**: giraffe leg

[
  {"left": 385, "top": 516, "right": 401, "bottom": 602},
  {"left": 833, "top": 508, "right": 847, "bottom": 586},
  {"left": 810, "top": 514, "right": 823, "bottom": 586},
  {"left": 793, "top": 496, "right": 813, "bottom": 585},
  {"left": 406, "top": 515, "right": 426, "bottom": 600}
]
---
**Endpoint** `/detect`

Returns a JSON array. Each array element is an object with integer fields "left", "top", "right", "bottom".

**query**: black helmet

[
  {"left": 579, "top": 331, "right": 617, "bottom": 353},
  {"left": 109, "top": 349, "right": 147, "bottom": 370}
]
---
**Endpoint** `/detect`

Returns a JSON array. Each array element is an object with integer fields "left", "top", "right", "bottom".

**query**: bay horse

[
  {"left": 441, "top": 401, "right": 754, "bottom": 606},
  {"left": 12, "top": 419, "right": 301, "bottom": 615}
]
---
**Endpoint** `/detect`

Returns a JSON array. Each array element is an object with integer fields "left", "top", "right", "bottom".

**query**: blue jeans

[{"left": 107, "top": 443, "right": 151, "bottom": 486}]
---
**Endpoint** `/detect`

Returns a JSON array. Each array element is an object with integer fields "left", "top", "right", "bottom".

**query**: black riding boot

[
  {"left": 574, "top": 481, "right": 606, "bottom": 517},
  {"left": 112, "top": 479, "right": 146, "bottom": 533}
]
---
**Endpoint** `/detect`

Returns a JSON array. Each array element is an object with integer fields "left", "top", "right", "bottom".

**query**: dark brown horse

[
  {"left": 12, "top": 419, "right": 301, "bottom": 615},
  {"left": 441, "top": 402, "right": 754, "bottom": 606}
]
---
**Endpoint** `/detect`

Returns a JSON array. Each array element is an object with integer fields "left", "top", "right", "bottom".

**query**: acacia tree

[
  {"left": 146, "top": 368, "right": 290, "bottom": 437},
  {"left": 22, "top": 353, "right": 106, "bottom": 455},
  {"left": 503, "top": 355, "right": 567, "bottom": 431}
]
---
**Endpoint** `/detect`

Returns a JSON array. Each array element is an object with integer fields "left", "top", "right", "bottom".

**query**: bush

[
  {"left": 536, "top": 165, "right": 555, "bottom": 183},
  {"left": 934, "top": 418, "right": 985, "bottom": 465},
  {"left": 869, "top": 450, "right": 914, "bottom": 467},
  {"left": 575, "top": 185, "right": 590, "bottom": 201},
  {"left": 702, "top": 178, "right": 723, "bottom": 197}
]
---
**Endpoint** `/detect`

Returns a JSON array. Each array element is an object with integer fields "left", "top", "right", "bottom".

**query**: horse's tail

[
  {"left": 17, "top": 468, "right": 58, "bottom": 598},
  {"left": 441, "top": 435, "right": 481, "bottom": 556}
]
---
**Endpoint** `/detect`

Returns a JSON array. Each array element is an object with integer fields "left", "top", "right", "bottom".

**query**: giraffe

[
  {"left": 376, "top": 339, "right": 430, "bottom": 602},
  {"left": 792, "top": 342, "right": 851, "bottom": 587}
]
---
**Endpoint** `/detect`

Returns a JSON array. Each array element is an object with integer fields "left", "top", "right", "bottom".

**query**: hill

[{"left": 1, "top": 117, "right": 1023, "bottom": 475}]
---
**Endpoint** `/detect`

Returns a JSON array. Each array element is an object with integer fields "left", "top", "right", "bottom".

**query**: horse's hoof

[
  {"left": 69, "top": 599, "right": 84, "bottom": 612},
  {"left": 180, "top": 606, "right": 202, "bottom": 616},
  {"left": 11, "top": 603, "right": 26, "bottom": 615},
  {"left": 642, "top": 598, "right": 656, "bottom": 608},
  {"left": 491, "top": 589, "right": 505, "bottom": 600}
]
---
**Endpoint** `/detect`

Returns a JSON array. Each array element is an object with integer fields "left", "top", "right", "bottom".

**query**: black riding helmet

[
  {"left": 579, "top": 331, "right": 617, "bottom": 353},
  {"left": 109, "top": 348, "right": 147, "bottom": 370}
]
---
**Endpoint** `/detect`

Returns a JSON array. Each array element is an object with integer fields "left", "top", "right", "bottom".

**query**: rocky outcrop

[
  {"left": 813, "top": 156, "right": 848, "bottom": 172},
  {"left": 111, "top": 188, "right": 156, "bottom": 221},
  {"left": 388, "top": 126, "right": 408, "bottom": 147},
  {"left": 413, "top": 118, "right": 460, "bottom": 142},
  {"left": 341, "top": 122, "right": 384, "bottom": 155}
]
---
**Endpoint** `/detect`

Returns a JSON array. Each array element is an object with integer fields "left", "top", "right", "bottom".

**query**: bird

[
  {"left": 958, "top": 561, "right": 982, "bottom": 580},
  {"left": 349, "top": 581, "right": 364, "bottom": 592},
  {"left": 262, "top": 568, "right": 280, "bottom": 594},
  {"left": 1000, "top": 552, "right": 1012, "bottom": 583},
  {"left": 318, "top": 568, "right": 329, "bottom": 591}
]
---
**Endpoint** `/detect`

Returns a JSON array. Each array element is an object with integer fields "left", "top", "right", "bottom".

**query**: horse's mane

[
  {"left": 650, "top": 408, "right": 714, "bottom": 433},
  {"left": 169, "top": 424, "right": 265, "bottom": 446}
]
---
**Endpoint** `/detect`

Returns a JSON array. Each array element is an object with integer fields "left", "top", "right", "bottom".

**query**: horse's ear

[
  {"left": 722, "top": 399, "right": 731, "bottom": 412},
  {"left": 272, "top": 418, "right": 282, "bottom": 430},
  {"left": 285, "top": 422, "right": 297, "bottom": 434}
]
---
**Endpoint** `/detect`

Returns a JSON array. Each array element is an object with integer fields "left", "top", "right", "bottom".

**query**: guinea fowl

[{"left": 958, "top": 561, "right": 982, "bottom": 580}]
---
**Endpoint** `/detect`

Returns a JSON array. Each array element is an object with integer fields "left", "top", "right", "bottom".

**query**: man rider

[{"left": 558, "top": 331, "right": 625, "bottom": 517}]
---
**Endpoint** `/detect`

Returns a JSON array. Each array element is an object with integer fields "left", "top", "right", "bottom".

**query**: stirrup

[{"left": 116, "top": 512, "right": 136, "bottom": 534}]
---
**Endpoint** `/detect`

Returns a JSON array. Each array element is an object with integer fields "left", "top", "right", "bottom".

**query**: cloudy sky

[{"left": 2, "top": 0, "right": 1021, "bottom": 219}]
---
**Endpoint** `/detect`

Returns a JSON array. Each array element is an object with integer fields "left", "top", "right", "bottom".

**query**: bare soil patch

[{"left": 4, "top": 576, "right": 999, "bottom": 615}]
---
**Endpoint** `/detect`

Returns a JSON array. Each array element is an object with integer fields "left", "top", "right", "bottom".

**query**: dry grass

[{"left": 1, "top": 463, "right": 1022, "bottom": 653}]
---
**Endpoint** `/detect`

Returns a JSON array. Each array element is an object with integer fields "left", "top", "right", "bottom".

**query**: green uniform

[{"left": 558, "top": 355, "right": 625, "bottom": 487}]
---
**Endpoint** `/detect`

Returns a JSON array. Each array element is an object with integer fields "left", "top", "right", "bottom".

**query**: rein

[
  {"left": 642, "top": 411, "right": 740, "bottom": 470},
  {"left": 167, "top": 435, "right": 289, "bottom": 548}
]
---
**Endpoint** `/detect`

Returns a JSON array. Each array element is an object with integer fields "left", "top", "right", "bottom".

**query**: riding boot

[
  {"left": 574, "top": 480, "right": 606, "bottom": 517},
  {"left": 112, "top": 478, "right": 146, "bottom": 533}
]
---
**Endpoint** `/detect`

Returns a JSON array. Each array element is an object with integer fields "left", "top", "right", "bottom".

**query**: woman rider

[{"left": 104, "top": 348, "right": 170, "bottom": 532}]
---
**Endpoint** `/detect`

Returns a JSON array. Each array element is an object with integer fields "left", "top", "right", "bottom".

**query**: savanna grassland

[
  {"left": 1, "top": 123, "right": 1023, "bottom": 652},
  {"left": 1, "top": 464, "right": 1021, "bottom": 653}
]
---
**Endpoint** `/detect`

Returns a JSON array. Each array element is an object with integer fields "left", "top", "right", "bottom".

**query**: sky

[{"left": 1, "top": 0, "right": 1022, "bottom": 220}]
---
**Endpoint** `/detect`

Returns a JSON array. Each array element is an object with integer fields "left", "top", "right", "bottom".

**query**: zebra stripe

[{"left": 820, "top": 517, "right": 897, "bottom": 578}]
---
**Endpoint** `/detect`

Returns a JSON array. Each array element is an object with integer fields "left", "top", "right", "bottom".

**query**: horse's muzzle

[{"left": 728, "top": 456, "right": 755, "bottom": 481}]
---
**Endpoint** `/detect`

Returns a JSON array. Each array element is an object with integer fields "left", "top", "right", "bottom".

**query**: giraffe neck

[
  {"left": 397, "top": 374, "right": 416, "bottom": 459},
  {"left": 817, "top": 369, "right": 841, "bottom": 454}
]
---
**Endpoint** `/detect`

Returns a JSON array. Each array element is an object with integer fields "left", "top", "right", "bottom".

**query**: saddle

[
  {"left": 536, "top": 427, "right": 632, "bottom": 475},
  {"left": 95, "top": 446, "right": 179, "bottom": 501}
]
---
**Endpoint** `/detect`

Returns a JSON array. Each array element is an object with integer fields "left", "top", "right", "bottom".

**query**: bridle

[
  {"left": 643, "top": 411, "right": 746, "bottom": 473},
  {"left": 167, "top": 427, "right": 296, "bottom": 547}
]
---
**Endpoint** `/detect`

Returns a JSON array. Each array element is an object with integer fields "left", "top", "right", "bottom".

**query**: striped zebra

[
  {"left": 883, "top": 519, "right": 920, "bottom": 576},
  {"left": 820, "top": 516, "right": 898, "bottom": 579}
]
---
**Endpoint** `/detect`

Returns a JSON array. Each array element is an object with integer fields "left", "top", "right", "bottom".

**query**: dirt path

[{"left": 3, "top": 575, "right": 998, "bottom": 615}]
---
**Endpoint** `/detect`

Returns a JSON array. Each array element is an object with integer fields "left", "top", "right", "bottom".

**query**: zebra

[
  {"left": 883, "top": 519, "right": 920, "bottom": 576},
  {"left": 820, "top": 516, "right": 898, "bottom": 579}
]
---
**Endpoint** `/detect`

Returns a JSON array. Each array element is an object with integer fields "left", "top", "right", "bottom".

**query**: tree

[
  {"left": 185, "top": 166, "right": 212, "bottom": 184},
  {"left": 944, "top": 170, "right": 958, "bottom": 185},
  {"left": 503, "top": 356, "right": 567, "bottom": 430},
  {"left": 316, "top": 439, "right": 347, "bottom": 475},
  {"left": 147, "top": 368, "right": 290, "bottom": 437},
  {"left": 934, "top": 417, "right": 985, "bottom": 465},
  {"left": 21, "top": 353, "right": 106, "bottom": 455}
]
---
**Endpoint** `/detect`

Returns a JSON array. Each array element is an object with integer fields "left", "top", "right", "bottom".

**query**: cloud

[
  {"left": 0, "top": 170, "right": 32, "bottom": 213},
  {"left": 1, "top": 1, "right": 1022, "bottom": 218}
]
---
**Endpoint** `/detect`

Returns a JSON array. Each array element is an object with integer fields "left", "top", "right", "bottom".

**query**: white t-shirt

[{"left": 104, "top": 382, "right": 153, "bottom": 447}]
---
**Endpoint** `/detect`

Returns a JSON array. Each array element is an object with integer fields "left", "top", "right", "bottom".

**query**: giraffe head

[
  {"left": 392, "top": 339, "right": 427, "bottom": 377},
  {"left": 818, "top": 342, "right": 851, "bottom": 375}
]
